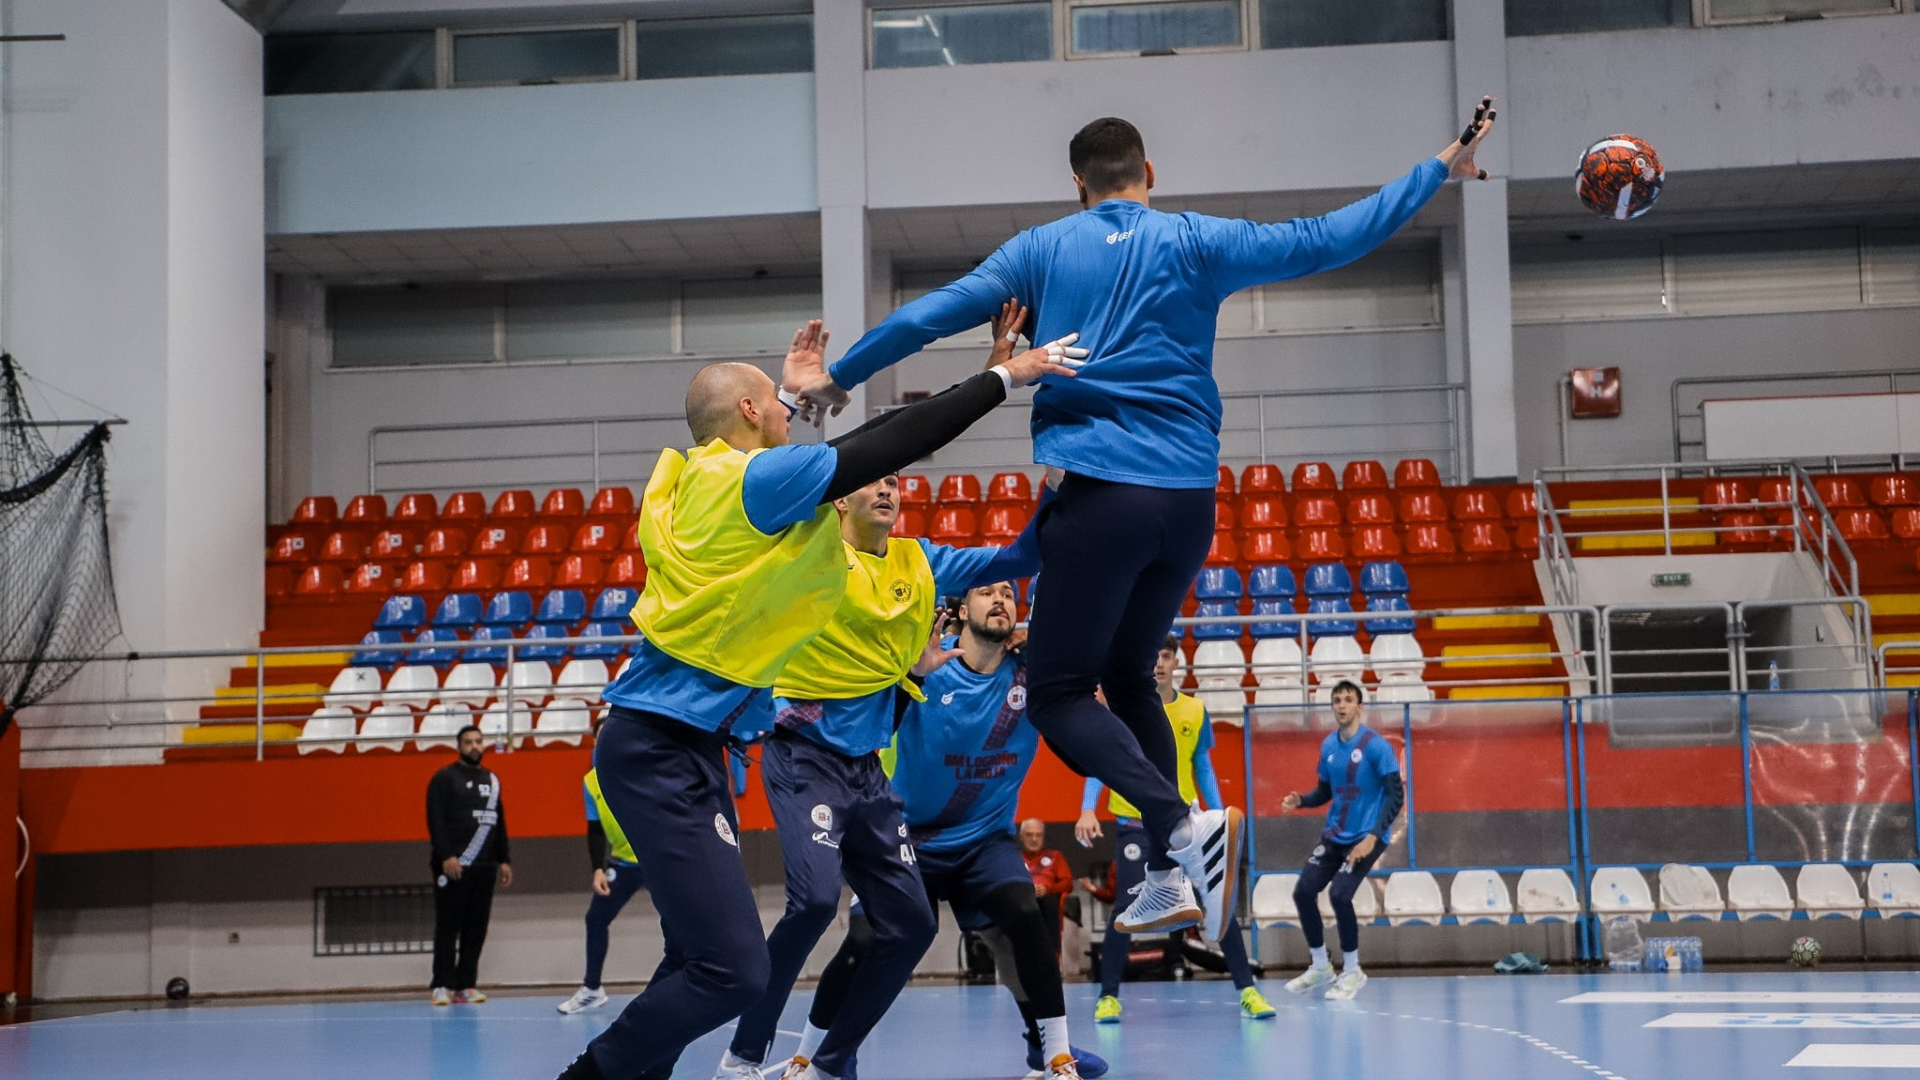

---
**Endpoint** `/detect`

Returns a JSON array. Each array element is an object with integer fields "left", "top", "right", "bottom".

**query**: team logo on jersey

[
  {"left": 942, "top": 692, "right": 956, "bottom": 705},
  {"left": 1326, "top": 754, "right": 1335, "bottom": 764},
  {"left": 1105, "top": 229, "right": 1134, "bottom": 245},
  {"left": 898, "top": 823, "right": 909, "bottom": 838},
  {"left": 1007, "top": 685, "right": 1027, "bottom": 711},
  {"left": 1123, "top": 843, "right": 1143, "bottom": 862},
  {"left": 890, "top": 579, "right": 913, "bottom": 603},
  {"left": 714, "top": 813, "right": 737, "bottom": 847},
  {"left": 1041, "top": 856, "right": 1053, "bottom": 867},
  {"left": 812, "top": 832, "right": 840, "bottom": 850},
  {"left": 1350, "top": 748, "right": 1364, "bottom": 764},
  {"left": 811, "top": 804, "right": 834, "bottom": 830}
]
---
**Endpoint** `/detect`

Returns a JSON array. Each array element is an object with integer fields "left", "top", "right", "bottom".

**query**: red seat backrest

[
  {"left": 1394, "top": 459, "right": 1442, "bottom": 488},
  {"left": 1291, "top": 461, "right": 1337, "bottom": 492},
  {"left": 542, "top": 488, "right": 587, "bottom": 518},
  {"left": 931, "top": 505, "right": 978, "bottom": 540},
  {"left": 1721, "top": 513, "right": 1768, "bottom": 545},
  {"left": 1213, "top": 501, "right": 1236, "bottom": 533},
  {"left": 506, "top": 556, "right": 552, "bottom": 589},
  {"left": 422, "top": 527, "right": 468, "bottom": 559},
  {"left": 1512, "top": 519, "right": 1541, "bottom": 552},
  {"left": 1241, "top": 529, "right": 1291, "bottom": 564},
  {"left": 895, "top": 507, "right": 929, "bottom": 537},
  {"left": 987, "top": 472, "right": 1032, "bottom": 504},
  {"left": 344, "top": 562, "right": 396, "bottom": 594},
  {"left": 1871, "top": 475, "right": 1919, "bottom": 508},
  {"left": 1205, "top": 531, "right": 1238, "bottom": 566},
  {"left": 1701, "top": 479, "right": 1749, "bottom": 509},
  {"left": 556, "top": 554, "right": 605, "bottom": 588},
  {"left": 606, "top": 553, "right": 646, "bottom": 587},
  {"left": 1342, "top": 460, "right": 1389, "bottom": 491},
  {"left": 522, "top": 524, "right": 570, "bottom": 555},
  {"left": 1452, "top": 489, "right": 1500, "bottom": 521},
  {"left": 469, "top": 525, "right": 520, "bottom": 557},
  {"left": 1346, "top": 494, "right": 1395, "bottom": 525},
  {"left": 1461, "top": 521, "right": 1512, "bottom": 553},
  {"left": 491, "top": 489, "right": 537, "bottom": 519},
  {"left": 1836, "top": 508, "right": 1887, "bottom": 539},
  {"left": 441, "top": 491, "right": 487, "bottom": 522},
  {"left": 1405, "top": 523, "right": 1457, "bottom": 558},
  {"left": 1892, "top": 507, "right": 1920, "bottom": 539},
  {"left": 294, "top": 564, "right": 343, "bottom": 596},
  {"left": 1753, "top": 478, "right": 1794, "bottom": 507},
  {"left": 1239, "top": 496, "right": 1287, "bottom": 532},
  {"left": 1352, "top": 525, "right": 1401, "bottom": 559},
  {"left": 898, "top": 474, "right": 933, "bottom": 506},
  {"left": 1294, "top": 496, "right": 1341, "bottom": 529},
  {"left": 572, "top": 521, "right": 620, "bottom": 553},
  {"left": 291, "top": 496, "right": 338, "bottom": 526},
  {"left": 269, "top": 534, "right": 313, "bottom": 564},
  {"left": 1398, "top": 492, "right": 1449, "bottom": 523},
  {"left": 265, "top": 564, "right": 293, "bottom": 598},
  {"left": 937, "top": 474, "right": 982, "bottom": 504},
  {"left": 1814, "top": 477, "right": 1865, "bottom": 508},
  {"left": 590, "top": 486, "right": 635, "bottom": 518},
  {"left": 1240, "top": 464, "right": 1284, "bottom": 494},
  {"left": 453, "top": 559, "right": 501, "bottom": 591},
  {"left": 1505, "top": 487, "right": 1538, "bottom": 519},
  {"left": 399, "top": 560, "right": 450, "bottom": 593},
  {"left": 1216, "top": 465, "right": 1236, "bottom": 497},
  {"left": 318, "top": 530, "right": 369, "bottom": 563},
  {"left": 981, "top": 505, "right": 1025, "bottom": 539},
  {"left": 369, "top": 527, "right": 418, "bottom": 560},
  {"left": 342, "top": 494, "right": 388, "bottom": 525},
  {"left": 393, "top": 492, "right": 438, "bottom": 523},
  {"left": 1296, "top": 528, "right": 1345, "bottom": 561}
]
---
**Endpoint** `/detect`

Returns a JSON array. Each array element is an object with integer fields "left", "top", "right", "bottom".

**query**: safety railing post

[
  {"left": 255, "top": 651, "right": 267, "bottom": 763},
  {"left": 1573, "top": 695, "right": 1595, "bottom": 964},
  {"left": 1401, "top": 702, "right": 1416, "bottom": 871},
  {"left": 1910, "top": 690, "right": 1920, "bottom": 860},
  {"left": 502, "top": 643, "right": 516, "bottom": 753},
  {"left": 1660, "top": 467, "right": 1673, "bottom": 555},
  {"left": 1738, "top": 692, "right": 1757, "bottom": 863}
]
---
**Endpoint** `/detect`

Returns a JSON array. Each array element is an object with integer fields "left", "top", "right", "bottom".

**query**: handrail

[
  {"left": 1734, "top": 596, "right": 1873, "bottom": 691},
  {"left": 1600, "top": 601, "right": 1740, "bottom": 693},
  {"left": 1534, "top": 477, "right": 1580, "bottom": 608}
]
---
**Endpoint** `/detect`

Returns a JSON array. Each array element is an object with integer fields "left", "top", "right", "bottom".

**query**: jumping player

[
  {"left": 794, "top": 99, "right": 1498, "bottom": 943},
  {"left": 551, "top": 322, "right": 1081, "bottom": 1080},
  {"left": 1281, "top": 679, "right": 1404, "bottom": 1001},
  {"left": 1076, "top": 635, "right": 1275, "bottom": 1023}
]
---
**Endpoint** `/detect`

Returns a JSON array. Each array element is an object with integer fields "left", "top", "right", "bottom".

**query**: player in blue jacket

[
  {"left": 790, "top": 101, "right": 1497, "bottom": 944},
  {"left": 1280, "top": 680, "right": 1405, "bottom": 1001}
]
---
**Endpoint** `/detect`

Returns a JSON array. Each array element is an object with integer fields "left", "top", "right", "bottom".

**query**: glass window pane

[
  {"left": 1671, "top": 228, "right": 1862, "bottom": 315},
  {"left": 331, "top": 286, "right": 500, "bottom": 368},
  {"left": 1867, "top": 227, "right": 1920, "bottom": 305},
  {"left": 504, "top": 280, "right": 673, "bottom": 360},
  {"left": 1070, "top": 1, "right": 1243, "bottom": 55},
  {"left": 264, "top": 32, "right": 436, "bottom": 95},
  {"left": 871, "top": 4, "right": 1054, "bottom": 68},
  {"left": 682, "top": 278, "right": 823, "bottom": 356},
  {"left": 1510, "top": 238, "right": 1667, "bottom": 322},
  {"left": 1260, "top": 0, "right": 1448, "bottom": 48},
  {"left": 1505, "top": 0, "right": 1689, "bottom": 36},
  {"left": 1709, "top": 0, "right": 1894, "bottom": 19},
  {"left": 452, "top": 29, "right": 622, "bottom": 86},
  {"left": 1260, "top": 245, "right": 1438, "bottom": 332},
  {"left": 636, "top": 15, "right": 814, "bottom": 79}
]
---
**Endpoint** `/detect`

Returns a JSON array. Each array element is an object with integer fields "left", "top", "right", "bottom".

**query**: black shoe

[{"left": 554, "top": 1051, "right": 605, "bottom": 1080}]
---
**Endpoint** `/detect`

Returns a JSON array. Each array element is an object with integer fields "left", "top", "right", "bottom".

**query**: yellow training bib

[
  {"left": 1109, "top": 693, "right": 1208, "bottom": 818},
  {"left": 776, "top": 536, "right": 936, "bottom": 703}
]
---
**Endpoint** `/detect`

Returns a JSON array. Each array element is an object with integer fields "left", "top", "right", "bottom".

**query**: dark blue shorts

[{"left": 916, "top": 831, "right": 1031, "bottom": 931}]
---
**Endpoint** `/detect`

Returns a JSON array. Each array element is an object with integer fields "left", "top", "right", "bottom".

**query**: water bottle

[
  {"left": 1882, "top": 867, "right": 1896, "bottom": 906},
  {"left": 1487, "top": 878, "right": 1498, "bottom": 912},
  {"left": 1768, "top": 661, "right": 1781, "bottom": 691}
]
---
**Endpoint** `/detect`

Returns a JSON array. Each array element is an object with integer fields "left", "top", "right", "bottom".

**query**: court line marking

[
  {"left": 1787, "top": 1044, "right": 1920, "bottom": 1069},
  {"left": 1565, "top": 991, "right": 1920, "bottom": 1005},
  {"left": 1648, "top": 1013, "right": 1920, "bottom": 1030}
]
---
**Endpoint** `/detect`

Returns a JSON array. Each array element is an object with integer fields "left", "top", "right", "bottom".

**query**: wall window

[
  {"left": 636, "top": 14, "right": 814, "bottom": 79},
  {"left": 1510, "top": 239, "right": 1668, "bottom": 321},
  {"left": 1868, "top": 227, "right": 1920, "bottom": 305},
  {"left": 1669, "top": 228, "right": 1862, "bottom": 315},
  {"left": 264, "top": 32, "right": 436, "bottom": 95},
  {"left": 871, "top": 3, "right": 1055, "bottom": 68},
  {"left": 331, "top": 286, "right": 500, "bottom": 368},
  {"left": 1505, "top": 0, "right": 1688, "bottom": 35},
  {"left": 681, "top": 278, "right": 823, "bottom": 355},
  {"left": 1257, "top": 245, "right": 1441, "bottom": 332},
  {"left": 1260, "top": 0, "right": 1449, "bottom": 49},
  {"left": 1705, "top": 0, "right": 1897, "bottom": 22},
  {"left": 1069, "top": 0, "right": 1244, "bottom": 56},
  {"left": 504, "top": 281, "right": 673, "bottom": 360},
  {"left": 451, "top": 28, "right": 624, "bottom": 87}
]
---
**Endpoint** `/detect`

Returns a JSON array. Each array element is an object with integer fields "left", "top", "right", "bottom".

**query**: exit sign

[{"left": 1652, "top": 572, "right": 1692, "bottom": 587}]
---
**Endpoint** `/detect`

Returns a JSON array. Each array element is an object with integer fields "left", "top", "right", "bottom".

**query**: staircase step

[
  {"left": 245, "top": 651, "right": 352, "bottom": 668},
  {"left": 1439, "top": 643, "right": 1553, "bottom": 668},
  {"left": 180, "top": 722, "right": 306, "bottom": 745},
  {"left": 1865, "top": 593, "right": 1920, "bottom": 618},
  {"left": 1445, "top": 684, "right": 1568, "bottom": 700},
  {"left": 1430, "top": 614, "right": 1541, "bottom": 631}
]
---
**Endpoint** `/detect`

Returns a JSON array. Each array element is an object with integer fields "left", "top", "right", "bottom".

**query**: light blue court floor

[{"left": 10, "top": 972, "right": 1920, "bottom": 1079}]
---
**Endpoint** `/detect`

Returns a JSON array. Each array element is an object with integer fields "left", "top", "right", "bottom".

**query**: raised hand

[
  {"left": 782, "top": 319, "right": 849, "bottom": 424},
  {"left": 910, "top": 613, "right": 964, "bottom": 677},
  {"left": 988, "top": 298, "right": 1030, "bottom": 369},
  {"left": 1437, "top": 95, "right": 1498, "bottom": 182},
  {"left": 998, "top": 333, "right": 1090, "bottom": 387}
]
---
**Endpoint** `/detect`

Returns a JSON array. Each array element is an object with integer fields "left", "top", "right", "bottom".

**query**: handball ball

[
  {"left": 1789, "top": 936, "right": 1822, "bottom": 969},
  {"left": 1576, "top": 135, "right": 1664, "bottom": 221},
  {"left": 165, "top": 976, "right": 190, "bottom": 1000}
]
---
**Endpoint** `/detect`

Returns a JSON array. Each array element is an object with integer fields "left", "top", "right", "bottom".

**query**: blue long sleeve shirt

[{"left": 831, "top": 157, "right": 1449, "bottom": 489}]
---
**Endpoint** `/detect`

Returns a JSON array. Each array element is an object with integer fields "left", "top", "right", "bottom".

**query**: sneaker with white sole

[
  {"left": 1284, "top": 963, "right": 1336, "bottom": 995},
  {"left": 1168, "top": 803, "right": 1245, "bottom": 942},
  {"left": 1111, "top": 869, "right": 1201, "bottom": 934},
  {"left": 779, "top": 1057, "right": 813, "bottom": 1080},
  {"left": 1324, "top": 969, "right": 1368, "bottom": 1001},
  {"left": 1045, "top": 1053, "right": 1084, "bottom": 1079},
  {"left": 453, "top": 988, "right": 486, "bottom": 1004},
  {"left": 430, "top": 986, "right": 451, "bottom": 1006},
  {"left": 710, "top": 1051, "right": 764, "bottom": 1080},
  {"left": 557, "top": 985, "right": 609, "bottom": 1014}
]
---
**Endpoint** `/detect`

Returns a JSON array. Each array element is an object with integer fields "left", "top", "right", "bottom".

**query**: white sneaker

[
  {"left": 430, "top": 986, "right": 451, "bottom": 1006},
  {"left": 557, "top": 985, "right": 609, "bottom": 1014},
  {"left": 1168, "top": 803, "right": 1244, "bottom": 942},
  {"left": 711, "top": 1051, "right": 765, "bottom": 1080},
  {"left": 780, "top": 1057, "right": 815, "bottom": 1080},
  {"left": 1325, "top": 969, "right": 1368, "bottom": 1001},
  {"left": 1111, "top": 870, "right": 1201, "bottom": 934},
  {"left": 1284, "top": 963, "right": 1336, "bottom": 995}
]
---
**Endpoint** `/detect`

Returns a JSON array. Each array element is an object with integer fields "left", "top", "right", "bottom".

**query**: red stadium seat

[
  {"left": 1296, "top": 528, "right": 1345, "bottom": 561},
  {"left": 291, "top": 496, "right": 338, "bottom": 527},
  {"left": 341, "top": 494, "right": 388, "bottom": 525},
  {"left": 1291, "top": 462, "right": 1337, "bottom": 492},
  {"left": 606, "top": 553, "right": 647, "bottom": 587},
  {"left": 1892, "top": 508, "right": 1920, "bottom": 539},
  {"left": 1460, "top": 521, "right": 1514, "bottom": 560},
  {"left": 521, "top": 524, "right": 570, "bottom": 556},
  {"left": 1835, "top": 508, "right": 1889, "bottom": 541},
  {"left": 269, "top": 534, "right": 313, "bottom": 565},
  {"left": 937, "top": 474, "right": 982, "bottom": 504},
  {"left": 1205, "top": 531, "right": 1238, "bottom": 566},
  {"left": 541, "top": 488, "right": 587, "bottom": 519},
  {"left": 1240, "top": 529, "right": 1291, "bottom": 565},
  {"left": 986, "top": 472, "right": 1032, "bottom": 504},
  {"left": 1216, "top": 465, "right": 1236, "bottom": 497},
  {"left": 895, "top": 507, "right": 929, "bottom": 537},
  {"left": 1346, "top": 494, "right": 1395, "bottom": 527},
  {"left": 1239, "top": 496, "right": 1286, "bottom": 533},
  {"left": 1721, "top": 513, "right": 1770, "bottom": 547},
  {"left": 1452, "top": 489, "right": 1500, "bottom": 522},
  {"left": 1753, "top": 478, "right": 1794, "bottom": 508},
  {"left": 1398, "top": 492, "right": 1449, "bottom": 525},
  {"left": 899, "top": 474, "right": 933, "bottom": 506},
  {"left": 469, "top": 525, "right": 520, "bottom": 558},
  {"left": 369, "top": 528, "right": 418, "bottom": 561},
  {"left": 421, "top": 527, "right": 468, "bottom": 560},
  {"left": 1352, "top": 525, "right": 1402, "bottom": 560},
  {"left": 556, "top": 555, "right": 605, "bottom": 588},
  {"left": 1700, "top": 479, "right": 1748, "bottom": 511},
  {"left": 1292, "top": 496, "right": 1341, "bottom": 531},
  {"left": 1240, "top": 464, "right": 1284, "bottom": 494},
  {"left": 1504, "top": 487, "right": 1538, "bottom": 521},
  {"left": 1394, "top": 459, "right": 1442, "bottom": 489},
  {"left": 589, "top": 486, "right": 635, "bottom": 519},
  {"left": 1512, "top": 518, "right": 1540, "bottom": 555},
  {"left": 392, "top": 492, "right": 438, "bottom": 524},
  {"left": 1814, "top": 477, "right": 1866, "bottom": 508},
  {"left": 620, "top": 524, "right": 646, "bottom": 551},
  {"left": 1342, "top": 460, "right": 1389, "bottom": 492},
  {"left": 293, "top": 564, "right": 344, "bottom": 597},
  {"left": 1872, "top": 475, "right": 1920, "bottom": 508},
  {"left": 981, "top": 505, "right": 1026, "bottom": 542},
  {"left": 491, "top": 489, "right": 537, "bottom": 519},
  {"left": 265, "top": 564, "right": 294, "bottom": 598},
  {"left": 1404, "top": 524, "right": 1458, "bottom": 562},
  {"left": 571, "top": 521, "right": 621, "bottom": 554},
  {"left": 441, "top": 491, "right": 487, "bottom": 524},
  {"left": 506, "top": 557, "right": 552, "bottom": 589},
  {"left": 931, "top": 506, "right": 978, "bottom": 543},
  {"left": 452, "top": 559, "right": 502, "bottom": 592},
  {"left": 398, "top": 560, "right": 451, "bottom": 593},
  {"left": 344, "top": 562, "right": 399, "bottom": 594},
  {"left": 317, "top": 530, "right": 369, "bottom": 564},
  {"left": 1213, "top": 501, "right": 1236, "bottom": 533}
]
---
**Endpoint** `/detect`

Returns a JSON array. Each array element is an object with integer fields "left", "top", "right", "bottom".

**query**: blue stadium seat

[
  {"left": 1364, "top": 595, "right": 1417, "bottom": 635},
  {"left": 1192, "top": 600, "right": 1240, "bottom": 641},
  {"left": 1193, "top": 566, "right": 1243, "bottom": 602},
  {"left": 1359, "top": 560, "right": 1410, "bottom": 597},
  {"left": 535, "top": 588, "right": 586, "bottom": 626},
  {"left": 481, "top": 591, "right": 534, "bottom": 627},
  {"left": 1306, "top": 597, "right": 1357, "bottom": 638},
  {"left": 590, "top": 586, "right": 639, "bottom": 622},
  {"left": 463, "top": 624, "right": 515, "bottom": 665},
  {"left": 1303, "top": 563, "right": 1353, "bottom": 599},
  {"left": 573, "top": 620, "right": 629, "bottom": 661},
  {"left": 373, "top": 594, "right": 428, "bottom": 633},
  {"left": 408, "top": 627, "right": 464, "bottom": 668},
  {"left": 520, "top": 622, "right": 571, "bottom": 663},
  {"left": 351, "top": 630, "right": 404, "bottom": 669},
  {"left": 1250, "top": 599, "right": 1300, "bottom": 639},
  {"left": 432, "top": 592, "right": 483, "bottom": 631},
  {"left": 1247, "top": 564, "right": 1297, "bottom": 600}
]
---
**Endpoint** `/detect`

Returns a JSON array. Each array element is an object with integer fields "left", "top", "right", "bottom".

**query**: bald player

[{"left": 552, "top": 321, "right": 1083, "bottom": 1080}]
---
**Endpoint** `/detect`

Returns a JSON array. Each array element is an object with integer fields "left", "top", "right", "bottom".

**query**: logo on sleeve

[{"left": 714, "top": 813, "right": 737, "bottom": 847}]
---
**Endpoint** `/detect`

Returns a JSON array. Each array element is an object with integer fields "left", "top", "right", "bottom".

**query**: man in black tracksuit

[{"left": 427, "top": 724, "right": 513, "bottom": 1004}]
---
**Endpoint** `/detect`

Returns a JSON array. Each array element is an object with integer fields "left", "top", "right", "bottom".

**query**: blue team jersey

[
  {"left": 774, "top": 535, "right": 1041, "bottom": 757},
  {"left": 831, "top": 158, "right": 1447, "bottom": 489},
  {"left": 890, "top": 645, "right": 1035, "bottom": 852},
  {"left": 1316, "top": 724, "right": 1402, "bottom": 845}
]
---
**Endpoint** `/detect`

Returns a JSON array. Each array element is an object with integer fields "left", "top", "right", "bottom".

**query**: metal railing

[
  {"left": 1535, "top": 476, "right": 1581, "bottom": 608},
  {"left": 1672, "top": 367, "right": 1920, "bottom": 463},
  {"left": 365, "top": 413, "right": 683, "bottom": 497},
  {"left": 1738, "top": 597, "right": 1873, "bottom": 691}
]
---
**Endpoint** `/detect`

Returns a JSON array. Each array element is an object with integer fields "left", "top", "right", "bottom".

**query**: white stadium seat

[
  {"left": 1589, "top": 867, "right": 1655, "bottom": 920},
  {"left": 1367, "top": 633, "right": 1427, "bottom": 684},
  {"left": 1250, "top": 873, "right": 1301, "bottom": 927},
  {"left": 382, "top": 664, "right": 440, "bottom": 710},
  {"left": 1373, "top": 681, "right": 1435, "bottom": 704},
  {"left": 415, "top": 703, "right": 472, "bottom": 750},
  {"left": 480, "top": 700, "right": 532, "bottom": 745},
  {"left": 440, "top": 662, "right": 497, "bottom": 707},
  {"left": 1319, "top": 875, "right": 1382, "bottom": 922},
  {"left": 1727, "top": 864, "right": 1795, "bottom": 920},
  {"left": 1192, "top": 640, "right": 1248, "bottom": 722},
  {"left": 1658, "top": 863, "right": 1725, "bottom": 920},
  {"left": 323, "top": 666, "right": 383, "bottom": 711},
  {"left": 504, "top": 660, "right": 555, "bottom": 708},
  {"left": 297, "top": 706, "right": 357, "bottom": 754},
  {"left": 1869, "top": 863, "right": 1920, "bottom": 918},
  {"left": 1516, "top": 868, "right": 1580, "bottom": 923},
  {"left": 556, "top": 658, "right": 611, "bottom": 703},
  {"left": 1448, "top": 870, "right": 1513, "bottom": 924},
  {"left": 1250, "top": 638, "right": 1307, "bottom": 709},
  {"left": 1796, "top": 863, "right": 1865, "bottom": 920},
  {"left": 1382, "top": 871, "right": 1446, "bottom": 926},
  {"left": 534, "top": 698, "right": 593, "bottom": 747},
  {"left": 1308, "top": 636, "right": 1365, "bottom": 702},
  {"left": 357, "top": 703, "right": 415, "bottom": 752}
]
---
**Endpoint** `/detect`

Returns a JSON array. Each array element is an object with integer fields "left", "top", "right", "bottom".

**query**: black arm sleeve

[
  {"left": 426, "top": 771, "right": 454, "bottom": 864},
  {"left": 1296, "top": 778, "right": 1334, "bottom": 809},
  {"left": 494, "top": 792, "right": 510, "bottom": 865},
  {"left": 1373, "top": 773, "right": 1405, "bottom": 839},
  {"left": 586, "top": 821, "right": 608, "bottom": 870},
  {"left": 822, "top": 372, "right": 1007, "bottom": 502}
]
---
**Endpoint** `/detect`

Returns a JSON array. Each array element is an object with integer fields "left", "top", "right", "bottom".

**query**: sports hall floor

[{"left": 7, "top": 971, "right": 1920, "bottom": 1079}]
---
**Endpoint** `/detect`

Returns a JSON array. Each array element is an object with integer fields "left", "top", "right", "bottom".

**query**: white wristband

[
  {"left": 988, "top": 365, "right": 1014, "bottom": 390},
  {"left": 777, "top": 387, "right": 801, "bottom": 410}
]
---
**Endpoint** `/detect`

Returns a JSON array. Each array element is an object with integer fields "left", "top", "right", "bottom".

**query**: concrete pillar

[
  {"left": 1450, "top": 0, "right": 1519, "bottom": 480},
  {"left": 813, "top": 0, "right": 871, "bottom": 436}
]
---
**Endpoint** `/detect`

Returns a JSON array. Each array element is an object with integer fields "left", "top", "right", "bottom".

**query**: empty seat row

[
  {"left": 272, "top": 521, "right": 638, "bottom": 565},
  {"left": 282, "top": 554, "right": 645, "bottom": 600},
  {"left": 1195, "top": 562, "right": 1408, "bottom": 602},
  {"left": 289, "top": 488, "right": 637, "bottom": 530},
  {"left": 1207, "top": 522, "right": 1536, "bottom": 565},
  {"left": 1221, "top": 459, "right": 1445, "bottom": 496},
  {"left": 327, "top": 653, "right": 626, "bottom": 710},
  {"left": 1216, "top": 489, "right": 1535, "bottom": 532},
  {"left": 1250, "top": 868, "right": 1580, "bottom": 928},
  {"left": 1599, "top": 862, "right": 1920, "bottom": 921},
  {"left": 299, "top": 696, "right": 601, "bottom": 754}
]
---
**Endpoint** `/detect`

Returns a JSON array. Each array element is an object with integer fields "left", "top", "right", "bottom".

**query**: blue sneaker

[{"left": 1026, "top": 1040, "right": 1108, "bottom": 1079}]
